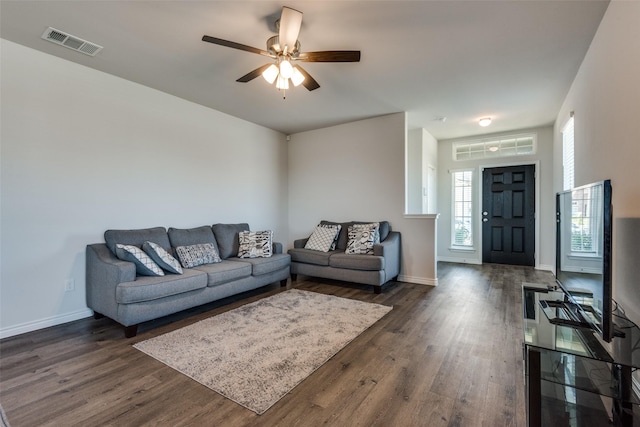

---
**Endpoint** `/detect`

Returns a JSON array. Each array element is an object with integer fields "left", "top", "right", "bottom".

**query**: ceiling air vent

[{"left": 41, "top": 27, "right": 103, "bottom": 57}]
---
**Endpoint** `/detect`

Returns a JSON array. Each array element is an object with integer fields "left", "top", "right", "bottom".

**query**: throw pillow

[
  {"left": 320, "top": 223, "right": 342, "bottom": 250},
  {"left": 142, "top": 241, "right": 183, "bottom": 274},
  {"left": 115, "top": 244, "right": 165, "bottom": 276},
  {"left": 238, "top": 230, "right": 273, "bottom": 258},
  {"left": 175, "top": 243, "right": 222, "bottom": 268},
  {"left": 345, "top": 222, "right": 380, "bottom": 255},
  {"left": 305, "top": 225, "right": 340, "bottom": 252}
]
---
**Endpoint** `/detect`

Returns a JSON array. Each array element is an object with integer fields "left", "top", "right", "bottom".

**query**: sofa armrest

[
  {"left": 294, "top": 238, "right": 309, "bottom": 249},
  {"left": 272, "top": 241, "right": 283, "bottom": 254},
  {"left": 373, "top": 231, "right": 401, "bottom": 280},
  {"left": 86, "top": 244, "right": 136, "bottom": 320}
]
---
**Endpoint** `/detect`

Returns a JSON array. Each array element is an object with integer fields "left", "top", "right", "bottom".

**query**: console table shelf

[{"left": 523, "top": 285, "right": 640, "bottom": 426}]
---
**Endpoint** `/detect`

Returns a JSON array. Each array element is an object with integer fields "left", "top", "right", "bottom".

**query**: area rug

[{"left": 133, "top": 289, "right": 392, "bottom": 414}]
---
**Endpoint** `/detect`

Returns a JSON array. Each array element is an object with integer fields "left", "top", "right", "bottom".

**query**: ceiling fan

[{"left": 202, "top": 6, "right": 361, "bottom": 95}]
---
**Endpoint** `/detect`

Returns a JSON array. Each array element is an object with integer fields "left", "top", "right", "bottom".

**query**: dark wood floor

[{"left": 0, "top": 262, "right": 555, "bottom": 426}]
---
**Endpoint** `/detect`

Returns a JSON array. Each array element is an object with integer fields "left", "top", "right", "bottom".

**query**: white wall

[
  {"left": 552, "top": 1, "right": 640, "bottom": 325},
  {"left": 0, "top": 40, "right": 288, "bottom": 338},
  {"left": 289, "top": 113, "right": 438, "bottom": 285},
  {"left": 437, "top": 126, "right": 555, "bottom": 269}
]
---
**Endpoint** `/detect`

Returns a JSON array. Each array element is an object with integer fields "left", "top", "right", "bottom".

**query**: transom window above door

[{"left": 453, "top": 133, "right": 537, "bottom": 161}]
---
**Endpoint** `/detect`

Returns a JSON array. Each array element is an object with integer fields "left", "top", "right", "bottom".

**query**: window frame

[
  {"left": 562, "top": 115, "right": 575, "bottom": 191},
  {"left": 451, "top": 169, "right": 475, "bottom": 248}
]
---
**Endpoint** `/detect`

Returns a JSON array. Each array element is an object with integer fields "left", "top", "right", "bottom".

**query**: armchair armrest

[
  {"left": 272, "top": 241, "right": 284, "bottom": 254},
  {"left": 294, "top": 238, "right": 309, "bottom": 249},
  {"left": 86, "top": 244, "right": 136, "bottom": 319},
  {"left": 373, "top": 231, "right": 401, "bottom": 280}
]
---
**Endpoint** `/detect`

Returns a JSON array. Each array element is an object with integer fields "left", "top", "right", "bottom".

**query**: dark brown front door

[{"left": 482, "top": 165, "right": 535, "bottom": 266}]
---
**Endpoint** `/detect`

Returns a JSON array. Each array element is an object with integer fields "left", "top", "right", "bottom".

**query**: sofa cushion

[
  {"left": 142, "top": 241, "right": 183, "bottom": 274},
  {"left": 116, "top": 268, "right": 207, "bottom": 304},
  {"left": 238, "top": 230, "right": 273, "bottom": 258},
  {"left": 105, "top": 227, "right": 170, "bottom": 255},
  {"left": 192, "top": 260, "right": 252, "bottom": 287},
  {"left": 175, "top": 243, "right": 222, "bottom": 268},
  {"left": 115, "top": 244, "right": 165, "bottom": 276},
  {"left": 305, "top": 225, "right": 340, "bottom": 252},
  {"left": 212, "top": 223, "right": 250, "bottom": 259},
  {"left": 329, "top": 252, "right": 385, "bottom": 271},
  {"left": 288, "top": 247, "right": 334, "bottom": 266},
  {"left": 345, "top": 223, "right": 380, "bottom": 255},
  {"left": 227, "top": 253, "right": 290, "bottom": 276},
  {"left": 168, "top": 226, "right": 220, "bottom": 254}
]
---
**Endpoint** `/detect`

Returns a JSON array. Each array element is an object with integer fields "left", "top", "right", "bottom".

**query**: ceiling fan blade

[
  {"left": 294, "top": 65, "right": 320, "bottom": 91},
  {"left": 236, "top": 64, "right": 273, "bottom": 83},
  {"left": 202, "top": 35, "right": 272, "bottom": 57},
  {"left": 278, "top": 7, "right": 303, "bottom": 52},
  {"left": 297, "top": 51, "right": 361, "bottom": 63}
]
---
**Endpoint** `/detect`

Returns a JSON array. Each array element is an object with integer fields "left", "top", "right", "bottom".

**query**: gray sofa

[
  {"left": 86, "top": 224, "right": 290, "bottom": 337},
  {"left": 288, "top": 221, "right": 401, "bottom": 294}
]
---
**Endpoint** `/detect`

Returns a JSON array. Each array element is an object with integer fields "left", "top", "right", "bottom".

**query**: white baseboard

[
  {"left": 536, "top": 264, "right": 554, "bottom": 272},
  {"left": 437, "top": 256, "right": 482, "bottom": 265},
  {"left": 398, "top": 275, "right": 438, "bottom": 286},
  {"left": 0, "top": 308, "right": 93, "bottom": 340}
]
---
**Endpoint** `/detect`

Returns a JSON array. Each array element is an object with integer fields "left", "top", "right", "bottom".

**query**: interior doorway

[{"left": 482, "top": 164, "right": 535, "bottom": 266}]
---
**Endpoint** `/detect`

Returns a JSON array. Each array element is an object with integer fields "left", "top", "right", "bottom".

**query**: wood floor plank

[{"left": 0, "top": 263, "right": 553, "bottom": 426}]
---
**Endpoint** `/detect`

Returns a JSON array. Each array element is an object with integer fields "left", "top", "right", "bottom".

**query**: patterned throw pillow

[
  {"left": 305, "top": 225, "right": 340, "bottom": 252},
  {"left": 115, "top": 244, "right": 165, "bottom": 276},
  {"left": 320, "top": 224, "right": 342, "bottom": 250},
  {"left": 345, "top": 222, "right": 380, "bottom": 255},
  {"left": 142, "top": 241, "right": 183, "bottom": 274},
  {"left": 175, "top": 243, "right": 222, "bottom": 268},
  {"left": 238, "top": 230, "right": 273, "bottom": 258}
]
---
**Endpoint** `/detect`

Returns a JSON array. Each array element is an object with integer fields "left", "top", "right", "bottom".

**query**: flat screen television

[{"left": 555, "top": 179, "right": 613, "bottom": 342}]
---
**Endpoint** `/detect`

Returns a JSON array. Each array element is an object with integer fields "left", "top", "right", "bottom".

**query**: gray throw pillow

[{"left": 175, "top": 243, "right": 222, "bottom": 268}]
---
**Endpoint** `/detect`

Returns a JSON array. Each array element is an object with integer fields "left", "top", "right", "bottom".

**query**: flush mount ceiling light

[
  {"left": 202, "top": 6, "right": 361, "bottom": 98},
  {"left": 479, "top": 117, "right": 492, "bottom": 127}
]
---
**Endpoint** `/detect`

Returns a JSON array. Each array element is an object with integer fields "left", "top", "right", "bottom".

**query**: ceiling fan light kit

[{"left": 202, "top": 6, "right": 360, "bottom": 98}]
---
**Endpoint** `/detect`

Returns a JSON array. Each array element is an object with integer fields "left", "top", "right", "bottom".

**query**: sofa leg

[
  {"left": 93, "top": 311, "right": 105, "bottom": 320},
  {"left": 124, "top": 325, "right": 138, "bottom": 338},
  {"left": 291, "top": 274, "right": 297, "bottom": 282},
  {"left": 280, "top": 279, "right": 288, "bottom": 287},
  {"left": 374, "top": 286, "right": 382, "bottom": 295}
]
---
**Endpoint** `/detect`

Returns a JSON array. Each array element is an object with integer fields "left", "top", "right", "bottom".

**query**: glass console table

[{"left": 522, "top": 283, "right": 640, "bottom": 426}]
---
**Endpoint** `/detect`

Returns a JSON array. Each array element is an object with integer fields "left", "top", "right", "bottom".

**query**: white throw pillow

[
  {"left": 305, "top": 225, "right": 340, "bottom": 252},
  {"left": 238, "top": 230, "right": 273, "bottom": 258},
  {"left": 345, "top": 222, "right": 380, "bottom": 255},
  {"left": 115, "top": 244, "right": 165, "bottom": 276},
  {"left": 142, "top": 241, "right": 183, "bottom": 274}
]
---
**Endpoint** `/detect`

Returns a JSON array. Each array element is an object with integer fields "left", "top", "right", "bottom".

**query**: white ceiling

[{"left": 0, "top": 1, "right": 609, "bottom": 139}]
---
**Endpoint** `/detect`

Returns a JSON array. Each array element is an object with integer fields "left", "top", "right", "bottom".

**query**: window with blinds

[
  {"left": 563, "top": 116, "right": 575, "bottom": 191},
  {"left": 570, "top": 183, "right": 602, "bottom": 255},
  {"left": 452, "top": 170, "right": 473, "bottom": 247}
]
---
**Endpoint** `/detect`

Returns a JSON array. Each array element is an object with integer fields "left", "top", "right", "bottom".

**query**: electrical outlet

[{"left": 64, "top": 279, "right": 75, "bottom": 292}]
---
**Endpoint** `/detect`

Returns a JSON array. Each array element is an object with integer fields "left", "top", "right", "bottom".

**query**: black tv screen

[{"left": 556, "top": 179, "right": 613, "bottom": 342}]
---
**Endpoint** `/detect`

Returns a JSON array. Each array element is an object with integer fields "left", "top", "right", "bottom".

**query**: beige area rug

[{"left": 134, "top": 289, "right": 392, "bottom": 414}]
